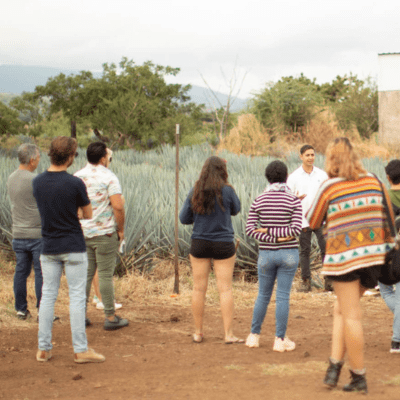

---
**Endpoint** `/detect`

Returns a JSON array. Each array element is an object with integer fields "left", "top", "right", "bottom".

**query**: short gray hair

[{"left": 17, "top": 144, "right": 40, "bottom": 165}]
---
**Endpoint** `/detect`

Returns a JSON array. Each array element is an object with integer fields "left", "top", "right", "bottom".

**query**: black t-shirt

[{"left": 33, "top": 171, "right": 90, "bottom": 254}]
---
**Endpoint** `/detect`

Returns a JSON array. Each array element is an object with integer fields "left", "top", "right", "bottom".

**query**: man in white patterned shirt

[
  {"left": 287, "top": 144, "right": 329, "bottom": 292},
  {"left": 75, "top": 142, "right": 128, "bottom": 331}
]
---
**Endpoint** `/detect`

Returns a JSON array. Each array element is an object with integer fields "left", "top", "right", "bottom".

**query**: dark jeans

[
  {"left": 12, "top": 238, "right": 43, "bottom": 312},
  {"left": 299, "top": 227, "right": 326, "bottom": 281}
]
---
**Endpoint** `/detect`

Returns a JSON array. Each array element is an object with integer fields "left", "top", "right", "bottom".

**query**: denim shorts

[
  {"left": 327, "top": 265, "right": 382, "bottom": 289},
  {"left": 190, "top": 239, "right": 236, "bottom": 260}
]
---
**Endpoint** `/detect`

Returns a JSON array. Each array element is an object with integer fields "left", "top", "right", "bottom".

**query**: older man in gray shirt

[{"left": 7, "top": 144, "right": 42, "bottom": 320}]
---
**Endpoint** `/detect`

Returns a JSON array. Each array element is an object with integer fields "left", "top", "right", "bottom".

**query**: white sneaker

[
  {"left": 273, "top": 336, "right": 296, "bottom": 352},
  {"left": 245, "top": 333, "right": 260, "bottom": 348},
  {"left": 96, "top": 302, "right": 122, "bottom": 310},
  {"left": 92, "top": 296, "right": 100, "bottom": 304}
]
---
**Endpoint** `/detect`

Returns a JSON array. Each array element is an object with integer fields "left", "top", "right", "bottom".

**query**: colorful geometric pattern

[{"left": 307, "top": 174, "right": 394, "bottom": 276}]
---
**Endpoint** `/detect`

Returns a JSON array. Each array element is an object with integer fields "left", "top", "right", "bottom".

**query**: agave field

[{"left": 0, "top": 144, "right": 390, "bottom": 273}]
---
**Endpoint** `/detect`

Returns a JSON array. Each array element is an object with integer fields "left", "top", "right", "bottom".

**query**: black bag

[{"left": 375, "top": 176, "right": 400, "bottom": 285}]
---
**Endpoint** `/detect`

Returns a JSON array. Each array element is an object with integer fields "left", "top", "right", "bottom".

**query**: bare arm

[
  {"left": 110, "top": 193, "right": 125, "bottom": 240},
  {"left": 80, "top": 203, "right": 93, "bottom": 220}
]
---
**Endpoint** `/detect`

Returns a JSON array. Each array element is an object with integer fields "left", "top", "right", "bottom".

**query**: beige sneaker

[
  {"left": 273, "top": 336, "right": 296, "bottom": 352},
  {"left": 36, "top": 349, "right": 52, "bottom": 362},
  {"left": 74, "top": 348, "right": 105, "bottom": 364},
  {"left": 245, "top": 333, "right": 260, "bottom": 348}
]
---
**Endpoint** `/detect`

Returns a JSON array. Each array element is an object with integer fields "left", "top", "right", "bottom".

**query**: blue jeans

[
  {"left": 250, "top": 248, "right": 299, "bottom": 338},
  {"left": 379, "top": 281, "right": 400, "bottom": 342},
  {"left": 12, "top": 239, "right": 43, "bottom": 312},
  {"left": 38, "top": 252, "right": 88, "bottom": 353}
]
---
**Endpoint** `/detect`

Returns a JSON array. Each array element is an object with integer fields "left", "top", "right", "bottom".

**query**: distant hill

[{"left": 0, "top": 65, "right": 248, "bottom": 112}]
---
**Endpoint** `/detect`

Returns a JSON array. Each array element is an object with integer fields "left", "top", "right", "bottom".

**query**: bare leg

[
  {"left": 331, "top": 299, "right": 346, "bottom": 361},
  {"left": 190, "top": 255, "right": 211, "bottom": 337},
  {"left": 333, "top": 280, "right": 366, "bottom": 370},
  {"left": 93, "top": 270, "right": 101, "bottom": 301},
  {"left": 213, "top": 254, "right": 237, "bottom": 342}
]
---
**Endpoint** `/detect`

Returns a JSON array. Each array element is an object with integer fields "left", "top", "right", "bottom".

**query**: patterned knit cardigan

[{"left": 307, "top": 174, "right": 394, "bottom": 276}]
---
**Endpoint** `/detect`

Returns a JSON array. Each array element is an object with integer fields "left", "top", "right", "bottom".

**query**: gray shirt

[{"left": 7, "top": 169, "right": 42, "bottom": 239}]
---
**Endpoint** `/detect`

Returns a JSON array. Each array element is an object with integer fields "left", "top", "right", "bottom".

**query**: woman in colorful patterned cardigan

[{"left": 307, "top": 137, "right": 395, "bottom": 394}]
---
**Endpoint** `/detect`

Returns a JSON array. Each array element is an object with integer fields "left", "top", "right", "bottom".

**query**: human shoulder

[
  {"left": 222, "top": 185, "right": 236, "bottom": 194},
  {"left": 312, "top": 166, "right": 328, "bottom": 179},
  {"left": 288, "top": 166, "right": 303, "bottom": 178}
]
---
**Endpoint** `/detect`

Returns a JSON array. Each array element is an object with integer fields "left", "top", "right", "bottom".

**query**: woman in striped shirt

[
  {"left": 307, "top": 137, "right": 394, "bottom": 393},
  {"left": 245, "top": 160, "right": 302, "bottom": 352}
]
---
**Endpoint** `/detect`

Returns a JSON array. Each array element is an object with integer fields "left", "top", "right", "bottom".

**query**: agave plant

[{"left": 0, "top": 144, "right": 390, "bottom": 274}]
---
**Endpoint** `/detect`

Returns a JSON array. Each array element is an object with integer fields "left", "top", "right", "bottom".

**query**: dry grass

[
  {"left": 220, "top": 111, "right": 395, "bottom": 159},
  {"left": 0, "top": 250, "right": 339, "bottom": 331},
  {"left": 381, "top": 375, "right": 400, "bottom": 386},
  {"left": 0, "top": 255, "right": 261, "bottom": 329}
]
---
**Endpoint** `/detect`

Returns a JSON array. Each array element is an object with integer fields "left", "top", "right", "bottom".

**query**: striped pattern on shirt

[
  {"left": 246, "top": 190, "right": 302, "bottom": 250},
  {"left": 307, "top": 174, "right": 394, "bottom": 275}
]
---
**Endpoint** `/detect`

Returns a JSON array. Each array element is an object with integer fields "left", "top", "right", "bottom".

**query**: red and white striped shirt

[{"left": 246, "top": 185, "right": 303, "bottom": 250}]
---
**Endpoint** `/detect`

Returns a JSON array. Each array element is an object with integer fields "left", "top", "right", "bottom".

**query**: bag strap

[{"left": 372, "top": 173, "right": 397, "bottom": 238}]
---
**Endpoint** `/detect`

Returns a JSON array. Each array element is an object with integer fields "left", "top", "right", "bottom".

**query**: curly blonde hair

[{"left": 325, "top": 137, "right": 367, "bottom": 180}]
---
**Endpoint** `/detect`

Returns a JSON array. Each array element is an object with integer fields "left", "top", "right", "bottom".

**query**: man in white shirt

[
  {"left": 287, "top": 144, "right": 328, "bottom": 292},
  {"left": 75, "top": 142, "right": 128, "bottom": 331}
]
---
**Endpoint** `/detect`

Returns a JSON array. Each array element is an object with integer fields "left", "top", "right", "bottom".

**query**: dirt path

[{"left": 1, "top": 292, "right": 399, "bottom": 400}]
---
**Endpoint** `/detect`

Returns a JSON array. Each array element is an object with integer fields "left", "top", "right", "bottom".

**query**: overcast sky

[{"left": 2, "top": 0, "right": 399, "bottom": 98}]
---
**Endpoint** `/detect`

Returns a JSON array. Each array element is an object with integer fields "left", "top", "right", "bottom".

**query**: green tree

[
  {"left": 27, "top": 70, "right": 95, "bottom": 138},
  {"left": 251, "top": 74, "right": 323, "bottom": 137},
  {"left": 323, "top": 75, "right": 378, "bottom": 139},
  {"left": 87, "top": 58, "right": 200, "bottom": 148},
  {"left": 0, "top": 102, "right": 24, "bottom": 136}
]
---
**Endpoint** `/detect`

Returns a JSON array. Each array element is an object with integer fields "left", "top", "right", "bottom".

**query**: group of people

[
  {"left": 8, "top": 138, "right": 129, "bottom": 364},
  {"left": 7, "top": 135, "right": 400, "bottom": 392},
  {"left": 180, "top": 137, "right": 399, "bottom": 394}
]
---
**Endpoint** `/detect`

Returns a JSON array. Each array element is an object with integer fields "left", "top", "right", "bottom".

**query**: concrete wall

[{"left": 379, "top": 90, "right": 400, "bottom": 145}]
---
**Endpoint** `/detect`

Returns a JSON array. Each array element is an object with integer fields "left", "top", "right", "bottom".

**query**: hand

[
  {"left": 117, "top": 231, "right": 124, "bottom": 241},
  {"left": 297, "top": 194, "right": 307, "bottom": 200},
  {"left": 277, "top": 236, "right": 294, "bottom": 242},
  {"left": 254, "top": 228, "right": 268, "bottom": 234}
]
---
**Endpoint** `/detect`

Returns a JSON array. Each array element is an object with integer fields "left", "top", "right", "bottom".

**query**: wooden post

[
  {"left": 173, "top": 124, "right": 180, "bottom": 294},
  {"left": 71, "top": 120, "right": 77, "bottom": 138}
]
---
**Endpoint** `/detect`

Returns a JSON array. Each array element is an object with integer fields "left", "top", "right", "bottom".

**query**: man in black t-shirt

[{"left": 33, "top": 136, "right": 105, "bottom": 364}]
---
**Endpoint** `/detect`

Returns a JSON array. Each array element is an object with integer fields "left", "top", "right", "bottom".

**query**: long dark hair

[{"left": 191, "top": 156, "right": 229, "bottom": 215}]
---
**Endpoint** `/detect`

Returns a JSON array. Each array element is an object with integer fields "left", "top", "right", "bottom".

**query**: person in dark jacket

[
  {"left": 179, "top": 156, "right": 242, "bottom": 344},
  {"left": 379, "top": 159, "right": 400, "bottom": 353}
]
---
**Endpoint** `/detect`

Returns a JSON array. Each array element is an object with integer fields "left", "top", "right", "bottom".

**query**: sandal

[
  {"left": 225, "top": 337, "right": 245, "bottom": 344},
  {"left": 193, "top": 333, "right": 203, "bottom": 343}
]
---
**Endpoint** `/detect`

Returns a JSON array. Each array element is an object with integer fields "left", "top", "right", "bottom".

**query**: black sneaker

[
  {"left": 16, "top": 310, "right": 31, "bottom": 320},
  {"left": 390, "top": 340, "right": 400, "bottom": 353},
  {"left": 104, "top": 315, "right": 129, "bottom": 331},
  {"left": 85, "top": 318, "right": 92, "bottom": 327}
]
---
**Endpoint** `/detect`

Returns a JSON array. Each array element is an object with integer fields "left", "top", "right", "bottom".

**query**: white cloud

[{"left": 2, "top": 0, "right": 400, "bottom": 97}]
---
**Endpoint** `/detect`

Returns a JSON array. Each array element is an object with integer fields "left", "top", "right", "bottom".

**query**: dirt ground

[{"left": 1, "top": 288, "right": 400, "bottom": 400}]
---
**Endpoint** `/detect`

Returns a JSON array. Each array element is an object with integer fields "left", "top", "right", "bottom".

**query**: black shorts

[
  {"left": 327, "top": 265, "right": 382, "bottom": 289},
  {"left": 190, "top": 239, "right": 236, "bottom": 260}
]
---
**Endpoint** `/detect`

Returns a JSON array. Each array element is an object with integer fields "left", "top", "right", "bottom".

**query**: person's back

[
  {"left": 74, "top": 142, "right": 128, "bottom": 331},
  {"left": 180, "top": 185, "right": 240, "bottom": 242},
  {"left": 246, "top": 187, "right": 302, "bottom": 250},
  {"left": 33, "top": 136, "right": 104, "bottom": 364},
  {"left": 7, "top": 144, "right": 42, "bottom": 320},
  {"left": 33, "top": 171, "right": 88, "bottom": 252},
  {"left": 8, "top": 169, "right": 42, "bottom": 239}
]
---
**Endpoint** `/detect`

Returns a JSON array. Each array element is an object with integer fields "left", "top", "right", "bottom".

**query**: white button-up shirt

[{"left": 287, "top": 165, "right": 328, "bottom": 228}]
